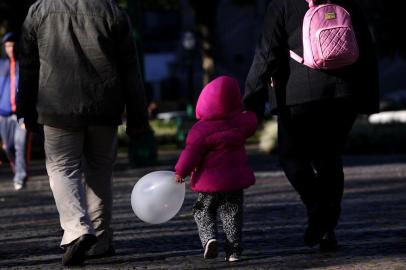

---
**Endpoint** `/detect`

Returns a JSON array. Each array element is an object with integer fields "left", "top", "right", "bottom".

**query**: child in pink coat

[{"left": 175, "top": 76, "right": 257, "bottom": 261}]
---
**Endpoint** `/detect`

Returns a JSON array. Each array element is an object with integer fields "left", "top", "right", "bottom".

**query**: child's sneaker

[
  {"left": 225, "top": 252, "right": 241, "bottom": 262},
  {"left": 203, "top": 239, "right": 218, "bottom": 259},
  {"left": 14, "top": 182, "right": 24, "bottom": 191},
  {"left": 13, "top": 177, "right": 27, "bottom": 191}
]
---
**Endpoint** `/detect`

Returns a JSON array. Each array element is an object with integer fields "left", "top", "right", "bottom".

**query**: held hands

[{"left": 175, "top": 174, "right": 185, "bottom": 183}]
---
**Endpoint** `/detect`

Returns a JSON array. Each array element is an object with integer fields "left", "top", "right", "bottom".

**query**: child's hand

[{"left": 175, "top": 174, "right": 185, "bottom": 183}]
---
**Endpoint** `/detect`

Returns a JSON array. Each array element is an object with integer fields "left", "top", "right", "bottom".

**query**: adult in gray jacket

[
  {"left": 18, "top": 0, "right": 149, "bottom": 266},
  {"left": 244, "top": 0, "right": 379, "bottom": 252}
]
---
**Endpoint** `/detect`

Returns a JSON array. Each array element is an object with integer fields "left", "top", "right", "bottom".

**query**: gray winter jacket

[{"left": 18, "top": 0, "right": 149, "bottom": 129}]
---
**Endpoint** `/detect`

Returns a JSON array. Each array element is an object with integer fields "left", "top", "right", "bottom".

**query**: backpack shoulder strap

[
  {"left": 289, "top": 50, "right": 304, "bottom": 64},
  {"left": 306, "top": 0, "right": 331, "bottom": 8},
  {"left": 306, "top": 0, "right": 315, "bottom": 8},
  {"left": 289, "top": 0, "right": 332, "bottom": 65}
]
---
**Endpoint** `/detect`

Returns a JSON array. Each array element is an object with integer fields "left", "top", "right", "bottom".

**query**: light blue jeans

[
  {"left": 0, "top": 115, "right": 28, "bottom": 185},
  {"left": 43, "top": 125, "right": 117, "bottom": 248}
]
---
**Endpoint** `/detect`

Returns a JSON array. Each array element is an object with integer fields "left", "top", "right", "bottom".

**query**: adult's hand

[{"left": 18, "top": 117, "right": 40, "bottom": 133}]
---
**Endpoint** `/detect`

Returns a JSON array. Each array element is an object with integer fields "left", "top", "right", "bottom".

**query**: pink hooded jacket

[{"left": 175, "top": 76, "right": 257, "bottom": 192}]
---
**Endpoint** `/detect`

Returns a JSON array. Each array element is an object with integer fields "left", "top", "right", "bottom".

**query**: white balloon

[{"left": 131, "top": 171, "right": 185, "bottom": 224}]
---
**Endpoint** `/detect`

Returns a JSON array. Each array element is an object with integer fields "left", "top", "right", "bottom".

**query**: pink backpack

[{"left": 290, "top": 0, "right": 359, "bottom": 70}]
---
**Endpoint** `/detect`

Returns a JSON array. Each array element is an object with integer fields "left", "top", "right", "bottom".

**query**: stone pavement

[{"left": 0, "top": 148, "right": 405, "bottom": 270}]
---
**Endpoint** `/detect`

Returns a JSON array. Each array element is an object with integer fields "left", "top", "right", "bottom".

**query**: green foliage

[
  {"left": 355, "top": 0, "right": 406, "bottom": 57},
  {"left": 149, "top": 119, "right": 178, "bottom": 137},
  {"left": 128, "top": 129, "right": 158, "bottom": 167},
  {"left": 346, "top": 118, "right": 406, "bottom": 154},
  {"left": 117, "top": 0, "right": 127, "bottom": 8},
  {"left": 256, "top": 117, "right": 406, "bottom": 154},
  {"left": 117, "top": 120, "right": 177, "bottom": 147}
]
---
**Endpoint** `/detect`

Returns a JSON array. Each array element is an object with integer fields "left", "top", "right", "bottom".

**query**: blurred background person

[{"left": 0, "top": 32, "right": 29, "bottom": 191}]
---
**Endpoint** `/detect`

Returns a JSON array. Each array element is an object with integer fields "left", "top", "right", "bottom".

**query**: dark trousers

[
  {"left": 277, "top": 98, "right": 356, "bottom": 232},
  {"left": 193, "top": 190, "right": 243, "bottom": 255}
]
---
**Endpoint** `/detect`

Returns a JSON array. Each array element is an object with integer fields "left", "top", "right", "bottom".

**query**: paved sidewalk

[{"left": 0, "top": 149, "right": 405, "bottom": 269}]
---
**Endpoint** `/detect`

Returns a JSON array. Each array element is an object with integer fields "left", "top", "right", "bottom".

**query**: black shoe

[
  {"left": 62, "top": 234, "right": 97, "bottom": 266},
  {"left": 319, "top": 231, "right": 338, "bottom": 252},
  {"left": 304, "top": 224, "right": 323, "bottom": 247},
  {"left": 203, "top": 239, "right": 218, "bottom": 259},
  {"left": 304, "top": 204, "right": 324, "bottom": 247},
  {"left": 86, "top": 245, "right": 116, "bottom": 259}
]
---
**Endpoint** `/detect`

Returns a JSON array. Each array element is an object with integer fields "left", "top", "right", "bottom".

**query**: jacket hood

[
  {"left": 195, "top": 76, "right": 242, "bottom": 120},
  {"left": 2, "top": 32, "right": 18, "bottom": 44}
]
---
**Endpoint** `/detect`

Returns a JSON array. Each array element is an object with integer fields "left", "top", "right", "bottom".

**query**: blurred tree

[
  {"left": 122, "top": 0, "right": 158, "bottom": 166},
  {"left": 125, "top": 1, "right": 144, "bottom": 70},
  {"left": 189, "top": 0, "right": 217, "bottom": 86},
  {"left": 355, "top": 0, "right": 405, "bottom": 57},
  {"left": 1, "top": 0, "right": 402, "bottom": 60},
  {"left": 0, "top": 0, "right": 35, "bottom": 36}
]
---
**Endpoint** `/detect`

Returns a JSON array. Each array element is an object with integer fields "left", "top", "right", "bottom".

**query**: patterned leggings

[{"left": 193, "top": 190, "right": 243, "bottom": 255}]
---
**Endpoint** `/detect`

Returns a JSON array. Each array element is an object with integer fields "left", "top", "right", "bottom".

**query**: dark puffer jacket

[
  {"left": 18, "top": 0, "right": 148, "bottom": 129},
  {"left": 244, "top": 0, "right": 379, "bottom": 117}
]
